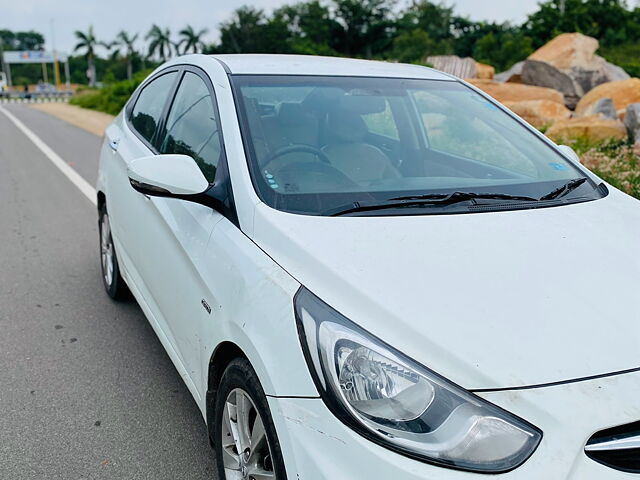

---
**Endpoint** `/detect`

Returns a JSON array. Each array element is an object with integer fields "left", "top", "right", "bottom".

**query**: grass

[
  {"left": 567, "top": 138, "right": 640, "bottom": 199},
  {"left": 69, "top": 70, "right": 151, "bottom": 116}
]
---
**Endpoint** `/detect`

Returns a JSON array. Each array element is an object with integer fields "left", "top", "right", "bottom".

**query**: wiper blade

[
  {"left": 327, "top": 191, "right": 538, "bottom": 217},
  {"left": 539, "top": 177, "right": 588, "bottom": 201},
  {"left": 390, "top": 192, "right": 538, "bottom": 202}
]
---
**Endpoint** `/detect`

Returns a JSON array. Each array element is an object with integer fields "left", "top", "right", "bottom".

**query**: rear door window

[{"left": 130, "top": 71, "right": 178, "bottom": 145}]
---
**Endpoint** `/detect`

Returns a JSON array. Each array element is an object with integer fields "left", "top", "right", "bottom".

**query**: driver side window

[{"left": 160, "top": 71, "right": 222, "bottom": 183}]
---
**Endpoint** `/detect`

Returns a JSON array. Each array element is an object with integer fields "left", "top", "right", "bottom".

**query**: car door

[
  {"left": 104, "top": 69, "right": 180, "bottom": 297},
  {"left": 127, "top": 68, "right": 228, "bottom": 400}
]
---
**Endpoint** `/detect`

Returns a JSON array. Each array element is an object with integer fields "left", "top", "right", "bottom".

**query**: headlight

[{"left": 295, "top": 287, "right": 542, "bottom": 473}]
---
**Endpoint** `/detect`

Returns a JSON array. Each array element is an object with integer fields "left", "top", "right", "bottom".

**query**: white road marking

[{"left": 0, "top": 105, "right": 97, "bottom": 206}]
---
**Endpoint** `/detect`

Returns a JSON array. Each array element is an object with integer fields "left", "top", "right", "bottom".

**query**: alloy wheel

[
  {"left": 100, "top": 213, "right": 114, "bottom": 287},
  {"left": 221, "top": 388, "right": 276, "bottom": 480}
]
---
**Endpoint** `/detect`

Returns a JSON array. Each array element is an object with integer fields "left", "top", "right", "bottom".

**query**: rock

[
  {"left": 546, "top": 115, "right": 627, "bottom": 142},
  {"left": 624, "top": 103, "right": 640, "bottom": 142},
  {"left": 529, "top": 32, "right": 599, "bottom": 70},
  {"left": 475, "top": 62, "right": 495, "bottom": 80},
  {"left": 522, "top": 60, "right": 580, "bottom": 108},
  {"left": 521, "top": 33, "right": 630, "bottom": 109},
  {"left": 467, "top": 79, "right": 565, "bottom": 104},
  {"left": 495, "top": 61, "right": 524, "bottom": 83},
  {"left": 575, "top": 78, "right": 640, "bottom": 118},
  {"left": 583, "top": 97, "right": 617, "bottom": 119},
  {"left": 603, "top": 62, "right": 632, "bottom": 83},
  {"left": 427, "top": 55, "right": 477, "bottom": 79},
  {"left": 503, "top": 100, "right": 571, "bottom": 128}
]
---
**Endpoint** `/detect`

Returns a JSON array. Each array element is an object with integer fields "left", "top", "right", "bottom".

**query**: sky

[{"left": 2, "top": 0, "right": 543, "bottom": 56}]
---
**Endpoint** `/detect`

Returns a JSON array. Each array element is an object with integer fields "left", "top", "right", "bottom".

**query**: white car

[{"left": 96, "top": 54, "right": 640, "bottom": 479}]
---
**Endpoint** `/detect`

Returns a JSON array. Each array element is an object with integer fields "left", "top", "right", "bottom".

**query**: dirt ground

[{"left": 29, "top": 103, "right": 115, "bottom": 137}]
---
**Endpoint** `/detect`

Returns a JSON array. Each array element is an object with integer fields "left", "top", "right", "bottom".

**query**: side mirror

[
  {"left": 127, "top": 154, "right": 209, "bottom": 196},
  {"left": 557, "top": 145, "right": 581, "bottom": 164}
]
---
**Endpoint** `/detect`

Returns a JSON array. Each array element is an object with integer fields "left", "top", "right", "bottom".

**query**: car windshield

[{"left": 232, "top": 75, "right": 600, "bottom": 216}]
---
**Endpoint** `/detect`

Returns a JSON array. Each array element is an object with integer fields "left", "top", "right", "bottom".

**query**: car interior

[{"left": 239, "top": 84, "right": 555, "bottom": 198}]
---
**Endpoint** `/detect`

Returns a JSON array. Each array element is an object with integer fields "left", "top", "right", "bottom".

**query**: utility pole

[
  {"left": 0, "top": 36, "right": 5, "bottom": 81},
  {"left": 51, "top": 18, "right": 61, "bottom": 90}
]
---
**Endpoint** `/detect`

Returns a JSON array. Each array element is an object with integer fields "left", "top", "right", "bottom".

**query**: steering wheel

[{"left": 262, "top": 144, "right": 331, "bottom": 171}]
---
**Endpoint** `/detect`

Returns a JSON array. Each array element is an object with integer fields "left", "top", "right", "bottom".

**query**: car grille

[{"left": 585, "top": 421, "right": 640, "bottom": 473}]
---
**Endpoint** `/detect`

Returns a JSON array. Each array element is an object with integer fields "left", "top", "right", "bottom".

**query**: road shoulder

[{"left": 29, "top": 102, "right": 114, "bottom": 137}]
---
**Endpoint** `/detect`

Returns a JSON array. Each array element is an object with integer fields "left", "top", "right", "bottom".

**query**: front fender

[{"left": 199, "top": 218, "right": 318, "bottom": 401}]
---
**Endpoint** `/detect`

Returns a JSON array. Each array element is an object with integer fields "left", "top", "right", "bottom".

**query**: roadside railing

[{"left": 0, "top": 92, "right": 73, "bottom": 103}]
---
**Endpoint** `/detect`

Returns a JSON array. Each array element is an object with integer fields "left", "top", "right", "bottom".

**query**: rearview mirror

[
  {"left": 127, "top": 154, "right": 209, "bottom": 196},
  {"left": 557, "top": 145, "right": 581, "bottom": 164}
]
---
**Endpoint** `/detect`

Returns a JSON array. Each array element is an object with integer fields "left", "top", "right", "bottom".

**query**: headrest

[
  {"left": 276, "top": 102, "right": 311, "bottom": 127},
  {"left": 337, "top": 95, "right": 386, "bottom": 115},
  {"left": 327, "top": 110, "right": 368, "bottom": 143}
]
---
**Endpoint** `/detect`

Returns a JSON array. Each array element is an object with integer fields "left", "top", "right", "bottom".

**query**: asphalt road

[{"left": 0, "top": 105, "right": 217, "bottom": 479}]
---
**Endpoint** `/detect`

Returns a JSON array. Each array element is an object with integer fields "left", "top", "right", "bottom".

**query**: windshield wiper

[
  {"left": 539, "top": 177, "right": 588, "bottom": 201},
  {"left": 327, "top": 191, "right": 539, "bottom": 217},
  {"left": 390, "top": 192, "right": 538, "bottom": 202}
]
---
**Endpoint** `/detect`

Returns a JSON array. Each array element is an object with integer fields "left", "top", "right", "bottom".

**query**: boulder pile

[
  {"left": 427, "top": 55, "right": 495, "bottom": 80},
  {"left": 575, "top": 78, "right": 640, "bottom": 118},
  {"left": 501, "top": 100, "right": 571, "bottom": 128},
  {"left": 467, "top": 79, "right": 564, "bottom": 104},
  {"left": 424, "top": 33, "right": 638, "bottom": 142},
  {"left": 475, "top": 32, "right": 640, "bottom": 141},
  {"left": 521, "top": 33, "right": 628, "bottom": 109},
  {"left": 546, "top": 115, "right": 627, "bottom": 142},
  {"left": 624, "top": 104, "right": 640, "bottom": 145}
]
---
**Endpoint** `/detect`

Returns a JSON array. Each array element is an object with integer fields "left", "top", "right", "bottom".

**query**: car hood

[{"left": 251, "top": 190, "right": 640, "bottom": 390}]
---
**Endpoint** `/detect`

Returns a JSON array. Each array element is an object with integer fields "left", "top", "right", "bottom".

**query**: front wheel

[
  {"left": 98, "top": 205, "right": 129, "bottom": 300},
  {"left": 214, "top": 358, "right": 287, "bottom": 480}
]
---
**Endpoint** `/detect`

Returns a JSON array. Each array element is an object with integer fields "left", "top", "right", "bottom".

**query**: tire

[
  {"left": 214, "top": 358, "right": 288, "bottom": 480},
  {"left": 98, "top": 205, "right": 129, "bottom": 300}
]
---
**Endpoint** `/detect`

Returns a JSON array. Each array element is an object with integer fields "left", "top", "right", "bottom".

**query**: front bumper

[{"left": 268, "top": 369, "right": 640, "bottom": 478}]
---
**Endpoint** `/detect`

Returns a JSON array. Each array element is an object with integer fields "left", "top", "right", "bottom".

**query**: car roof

[{"left": 211, "top": 54, "right": 455, "bottom": 81}]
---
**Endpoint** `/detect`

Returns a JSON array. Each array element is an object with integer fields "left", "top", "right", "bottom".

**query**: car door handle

[{"left": 109, "top": 138, "right": 120, "bottom": 151}]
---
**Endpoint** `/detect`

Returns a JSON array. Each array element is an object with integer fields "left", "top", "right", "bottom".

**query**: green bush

[
  {"left": 599, "top": 43, "right": 640, "bottom": 78},
  {"left": 70, "top": 70, "right": 152, "bottom": 115}
]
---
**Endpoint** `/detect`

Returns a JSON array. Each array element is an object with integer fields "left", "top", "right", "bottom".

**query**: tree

[
  {"left": 1, "top": 30, "right": 46, "bottom": 50},
  {"left": 473, "top": 30, "right": 534, "bottom": 71},
  {"left": 525, "top": 0, "right": 633, "bottom": 47},
  {"left": 74, "top": 26, "right": 98, "bottom": 86},
  {"left": 100, "top": 40, "right": 119, "bottom": 61},
  {"left": 391, "top": 30, "right": 442, "bottom": 63},
  {"left": 273, "top": 1, "right": 340, "bottom": 54},
  {"left": 397, "top": 0, "right": 454, "bottom": 42},
  {"left": 332, "top": 0, "right": 397, "bottom": 58},
  {"left": 115, "top": 31, "right": 139, "bottom": 80},
  {"left": 393, "top": 0, "right": 456, "bottom": 60},
  {"left": 146, "top": 25, "right": 173, "bottom": 61},
  {"left": 178, "top": 25, "right": 209, "bottom": 54},
  {"left": 218, "top": 6, "right": 291, "bottom": 53}
]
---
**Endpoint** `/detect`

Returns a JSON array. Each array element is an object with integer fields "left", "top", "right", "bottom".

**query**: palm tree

[
  {"left": 116, "top": 31, "right": 139, "bottom": 80},
  {"left": 74, "top": 26, "right": 98, "bottom": 86},
  {"left": 178, "top": 25, "right": 209, "bottom": 54},
  {"left": 146, "top": 25, "right": 173, "bottom": 61},
  {"left": 100, "top": 40, "right": 119, "bottom": 61}
]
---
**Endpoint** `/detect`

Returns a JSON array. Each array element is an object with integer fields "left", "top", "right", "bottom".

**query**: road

[{"left": 0, "top": 105, "right": 217, "bottom": 479}]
